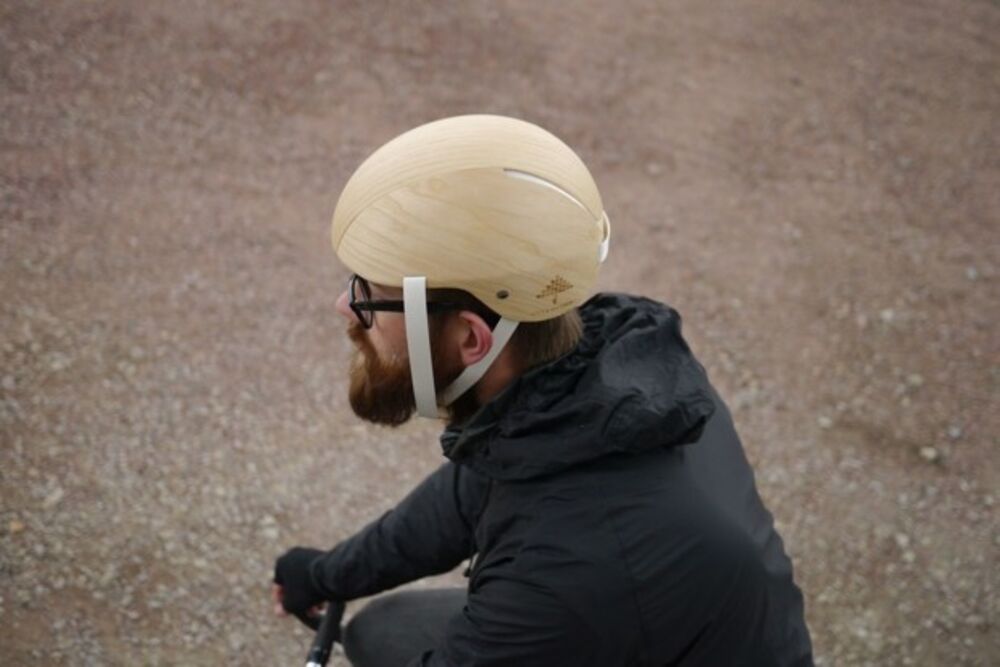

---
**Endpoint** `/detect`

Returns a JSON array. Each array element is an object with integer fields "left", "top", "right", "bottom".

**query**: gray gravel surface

[{"left": 1, "top": 1, "right": 997, "bottom": 665}]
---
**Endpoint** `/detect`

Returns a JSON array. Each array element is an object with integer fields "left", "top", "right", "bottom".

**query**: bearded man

[{"left": 272, "top": 115, "right": 814, "bottom": 666}]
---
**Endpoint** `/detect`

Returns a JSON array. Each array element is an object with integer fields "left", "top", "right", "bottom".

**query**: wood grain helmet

[
  {"left": 331, "top": 114, "right": 610, "bottom": 322},
  {"left": 330, "top": 115, "right": 611, "bottom": 417}
]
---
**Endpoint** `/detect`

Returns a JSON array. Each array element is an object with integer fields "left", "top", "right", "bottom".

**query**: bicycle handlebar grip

[{"left": 305, "top": 601, "right": 344, "bottom": 667}]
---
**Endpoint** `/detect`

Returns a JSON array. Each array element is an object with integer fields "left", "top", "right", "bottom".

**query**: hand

[
  {"left": 273, "top": 546, "right": 327, "bottom": 619},
  {"left": 272, "top": 584, "right": 325, "bottom": 620}
]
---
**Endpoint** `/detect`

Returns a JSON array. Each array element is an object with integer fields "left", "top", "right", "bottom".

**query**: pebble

[
  {"left": 1, "top": 375, "right": 14, "bottom": 391},
  {"left": 817, "top": 416, "right": 834, "bottom": 429},
  {"left": 918, "top": 446, "right": 940, "bottom": 463},
  {"left": 99, "top": 565, "right": 118, "bottom": 586},
  {"left": 42, "top": 487, "right": 65, "bottom": 509},
  {"left": 947, "top": 425, "right": 963, "bottom": 440},
  {"left": 9, "top": 519, "right": 25, "bottom": 534},
  {"left": 228, "top": 633, "right": 246, "bottom": 651},
  {"left": 879, "top": 308, "right": 896, "bottom": 323},
  {"left": 49, "top": 354, "right": 71, "bottom": 371}
]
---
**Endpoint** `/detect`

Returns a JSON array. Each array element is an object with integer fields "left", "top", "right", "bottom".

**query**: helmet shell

[{"left": 331, "top": 115, "right": 608, "bottom": 322}]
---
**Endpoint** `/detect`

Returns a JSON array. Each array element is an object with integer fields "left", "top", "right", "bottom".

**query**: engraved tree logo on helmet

[{"left": 536, "top": 276, "right": 574, "bottom": 304}]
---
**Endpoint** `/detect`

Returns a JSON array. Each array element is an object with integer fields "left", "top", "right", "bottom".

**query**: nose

[{"left": 335, "top": 288, "right": 354, "bottom": 321}]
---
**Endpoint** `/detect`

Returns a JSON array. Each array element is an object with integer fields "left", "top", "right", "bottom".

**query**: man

[{"left": 273, "top": 115, "right": 814, "bottom": 666}]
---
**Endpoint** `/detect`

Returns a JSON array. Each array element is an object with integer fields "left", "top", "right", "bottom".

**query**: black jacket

[{"left": 313, "top": 293, "right": 814, "bottom": 666}]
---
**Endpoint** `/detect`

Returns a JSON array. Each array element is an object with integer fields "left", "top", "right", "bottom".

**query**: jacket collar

[{"left": 440, "top": 293, "right": 716, "bottom": 481}]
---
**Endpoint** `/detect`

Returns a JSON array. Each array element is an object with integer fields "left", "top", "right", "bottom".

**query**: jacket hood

[{"left": 440, "top": 293, "right": 716, "bottom": 481}]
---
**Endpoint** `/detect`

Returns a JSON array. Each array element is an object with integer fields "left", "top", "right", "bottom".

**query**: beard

[{"left": 347, "top": 322, "right": 481, "bottom": 427}]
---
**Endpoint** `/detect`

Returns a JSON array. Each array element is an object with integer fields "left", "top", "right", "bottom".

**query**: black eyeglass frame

[{"left": 348, "top": 274, "right": 464, "bottom": 329}]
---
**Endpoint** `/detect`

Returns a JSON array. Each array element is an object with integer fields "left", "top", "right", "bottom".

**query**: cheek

[
  {"left": 362, "top": 328, "right": 400, "bottom": 365},
  {"left": 372, "top": 316, "right": 410, "bottom": 359},
  {"left": 370, "top": 336, "right": 391, "bottom": 360}
]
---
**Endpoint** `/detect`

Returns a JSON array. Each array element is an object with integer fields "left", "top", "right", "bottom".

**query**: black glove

[{"left": 274, "top": 546, "right": 327, "bottom": 619}]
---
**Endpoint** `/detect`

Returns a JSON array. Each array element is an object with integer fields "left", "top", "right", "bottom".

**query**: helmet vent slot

[{"left": 503, "top": 169, "right": 589, "bottom": 213}]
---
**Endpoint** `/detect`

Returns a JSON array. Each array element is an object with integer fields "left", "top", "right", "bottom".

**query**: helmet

[{"left": 331, "top": 114, "right": 611, "bottom": 417}]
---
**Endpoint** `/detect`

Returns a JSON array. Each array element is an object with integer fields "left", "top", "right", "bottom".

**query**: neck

[{"left": 473, "top": 346, "right": 523, "bottom": 405}]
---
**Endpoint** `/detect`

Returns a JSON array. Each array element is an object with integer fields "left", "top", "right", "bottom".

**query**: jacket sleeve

[
  {"left": 407, "top": 576, "right": 593, "bottom": 667},
  {"left": 311, "top": 461, "right": 489, "bottom": 601}
]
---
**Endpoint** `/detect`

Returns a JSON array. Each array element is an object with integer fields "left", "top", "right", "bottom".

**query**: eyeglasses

[{"left": 347, "top": 274, "right": 463, "bottom": 329}]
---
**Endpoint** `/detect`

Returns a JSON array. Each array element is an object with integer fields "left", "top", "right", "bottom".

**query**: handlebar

[{"left": 301, "top": 601, "right": 345, "bottom": 667}]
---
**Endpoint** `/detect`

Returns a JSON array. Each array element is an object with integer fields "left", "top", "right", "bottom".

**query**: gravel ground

[{"left": 1, "top": 1, "right": 997, "bottom": 665}]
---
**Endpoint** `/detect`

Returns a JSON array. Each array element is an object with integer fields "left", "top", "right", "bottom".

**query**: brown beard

[{"left": 346, "top": 321, "right": 480, "bottom": 427}]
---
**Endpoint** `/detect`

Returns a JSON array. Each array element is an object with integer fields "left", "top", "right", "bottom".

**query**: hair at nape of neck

[{"left": 428, "top": 286, "right": 583, "bottom": 372}]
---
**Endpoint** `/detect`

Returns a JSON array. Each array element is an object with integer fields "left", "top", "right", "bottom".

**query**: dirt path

[{"left": 2, "top": 1, "right": 997, "bottom": 664}]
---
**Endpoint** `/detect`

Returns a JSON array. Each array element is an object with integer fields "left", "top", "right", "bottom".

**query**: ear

[{"left": 454, "top": 311, "right": 494, "bottom": 367}]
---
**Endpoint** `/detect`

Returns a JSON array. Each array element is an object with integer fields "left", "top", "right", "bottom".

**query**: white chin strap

[{"left": 403, "top": 277, "right": 520, "bottom": 419}]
